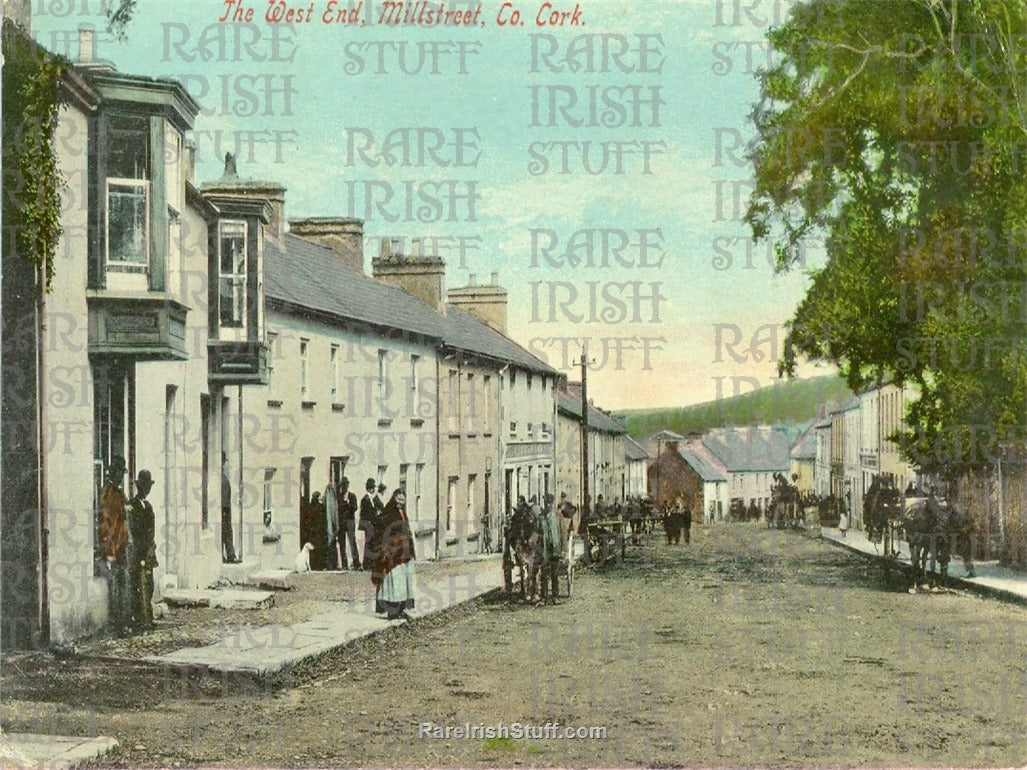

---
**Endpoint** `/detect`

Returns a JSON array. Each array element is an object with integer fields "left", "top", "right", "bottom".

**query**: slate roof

[
  {"left": 622, "top": 435, "right": 649, "bottom": 462},
  {"left": 702, "top": 424, "right": 807, "bottom": 473},
  {"left": 790, "top": 425, "right": 817, "bottom": 461},
  {"left": 678, "top": 448, "right": 727, "bottom": 482},
  {"left": 557, "top": 386, "right": 627, "bottom": 435},
  {"left": 265, "top": 234, "right": 556, "bottom": 375}
]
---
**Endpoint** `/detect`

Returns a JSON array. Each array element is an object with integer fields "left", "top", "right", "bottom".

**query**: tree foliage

[
  {"left": 2, "top": 19, "right": 69, "bottom": 292},
  {"left": 747, "top": 0, "right": 1027, "bottom": 473}
]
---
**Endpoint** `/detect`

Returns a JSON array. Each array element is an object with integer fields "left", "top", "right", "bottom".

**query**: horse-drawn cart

[{"left": 502, "top": 502, "right": 576, "bottom": 602}]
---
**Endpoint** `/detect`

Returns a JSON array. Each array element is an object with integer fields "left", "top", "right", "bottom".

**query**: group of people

[
  {"left": 99, "top": 456, "right": 158, "bottom": 636},
  {"left": 300, "top": 477, "right": 417, "bottom": 620},
  {"left": 661, "top": 499, "right": 693, "bottom": 545}
]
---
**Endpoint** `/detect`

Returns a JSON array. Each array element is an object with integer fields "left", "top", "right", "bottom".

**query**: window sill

[
  {"left": 467, "top": 433, "right": 477, "bottom": 439},
  {"left": 302, "top": 400, "right": 316, "bottom": 410},
  {"left": 466, "top": 533, "right": 479, "bottom": 542},
  {"left": 267, "top": 399, "right": 283, "bottom": 409},
  {"left": 332, "top": 403, "right": 345, "bottom": 413},
  {"left": 448, "top": 433, "right": 461, "bottom": 440},
  {"left": 262, "top": 532, "right": 281, "bottom": 543},
  {"left": 410, "top": 418, "right": 424, "bottom": 428},
  {"left": 483, "top": 433, "right": 493, "bottom": 438},
  {"left": 445, "top": 537, "right": 459, "bottom": 547},
  {"left": 415, "top": 526, "right": 436, "bottom": 538},
  {"left": 378, "top": 418, "right": 393, "bottom": 428}
]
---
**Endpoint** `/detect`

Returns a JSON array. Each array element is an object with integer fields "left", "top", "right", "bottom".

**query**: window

[
  {"left": 263, "top": 468, "right": 276, "bottom": 528},
  {"left": 448, "top": 369, "right": 459, "bottom": 433},
  {"left": 410, "top": 354, "right": 420, "bottom": 416},
  {"left": 509, "top": 369, "right": 516, "bottom": 386},
  {"left": 106, "top": 115, "right": 150, "bottom": 267},
  {"left": 218, "top": 220, "right": 247, "bottom": 328},
  {"left": 330, "top": 344, "right": 339, "bottom": 401},
  {"left": 377, "top": 465, "right": 388, "bottom": 488},
  {"left": 399, "top": 464, "right": 409, "bottom": 496},
  {"left": 467, "top": 475, "right": 476, "bottom": 527},
  {"left": 466, "top": 373, "right": 475, "bottom": 431},
  {"left": 509, "top": 421, "right": 517, "bottom": 438},
  {"left": 527, "top": 422, "right": 534, "bottom": 439},
  {"left": 300, "top": 339, "right": 309, "bottom": 399},
  {"left": 266, "top": 332, "right": 277, "bottom": 388},
  {"left": 527, "top": 373, "right": 533, "bottom": 391},
  {"left": 378, "top": 349, "right": 388, "bottom": 415},
  {"left": 483, "top": 376, "right": 491, "bottom": 430},
  {"left": 541, "top": 422, "right": 551, "bottom": 440},
  {"left": 165, "top": 128, "right": 182, "bottom": 213},
  {"left": 447, "top": 477, "right": 458, "bottom": 534},
  {"left": 414, "top": 463, "right": 424, "bottom": 519}
]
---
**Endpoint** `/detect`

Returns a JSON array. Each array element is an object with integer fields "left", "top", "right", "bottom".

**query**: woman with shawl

[{"left": 372, "top": 489, "right": 416, "bottom": 620}]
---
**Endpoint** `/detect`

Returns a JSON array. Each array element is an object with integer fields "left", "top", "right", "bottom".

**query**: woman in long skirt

[{"left": 372, "top": 489, "right": 416, "bottom": 620}]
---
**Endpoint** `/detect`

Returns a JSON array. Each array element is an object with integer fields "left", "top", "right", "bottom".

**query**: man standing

[
  {"left": 360, "top": 478, "right": 380, "bottom": 573},
  {"left": 682, "top": 504, "right": 693, "bottom": 545},
  {"left": 127, "top": 469, "right": 158, "bottom": 631},
  {"left": 221, "top": 452, "right": 238, "bottom": 563},
  {"left": 557, "top": 492, "right": 576, "bottom": 550},
  {"left": 99, "top": 456, "right": 131, "bottom": 635},
  {"left": 337, "top": 477, "right": 360, "bottom": 570}
]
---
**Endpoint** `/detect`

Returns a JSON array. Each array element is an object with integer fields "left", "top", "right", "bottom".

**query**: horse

[
  {"left": 863, "top": 474, "right": 903, "bottom": 554},
  {"left": 503, "top": 500, "right": 543, "bottom": 602},
  {"left": 897, "top": 494, "right": 955, "bottom": 592}
]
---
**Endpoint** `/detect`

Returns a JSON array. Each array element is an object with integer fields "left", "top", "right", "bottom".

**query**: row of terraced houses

[{"left": 0, "top": 21, "right": 646, "bottom": 648}]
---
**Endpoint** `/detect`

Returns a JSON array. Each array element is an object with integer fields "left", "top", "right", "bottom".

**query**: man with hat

[
  {"left": 127, "top": 469, "right": 158, "bottom": 630},
  {"left": 337, "top": 477, "right": 360, "bottom": 570},
  {"left": 359, "top": 478, "right": 380, "bottom": 574}
]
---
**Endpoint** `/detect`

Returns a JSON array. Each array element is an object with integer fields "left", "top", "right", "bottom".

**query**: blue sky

[{"left": 33, "top": 0, "right": 833, "bottom": 409}]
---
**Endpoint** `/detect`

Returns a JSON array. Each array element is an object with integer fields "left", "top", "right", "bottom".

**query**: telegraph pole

[{"left": 580, "top": 348, "right": 590, "bottom": 563}]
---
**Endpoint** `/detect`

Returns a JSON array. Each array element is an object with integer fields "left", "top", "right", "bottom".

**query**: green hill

[{"left": 616, "top": 375, "right": 854, "bottom": 439}]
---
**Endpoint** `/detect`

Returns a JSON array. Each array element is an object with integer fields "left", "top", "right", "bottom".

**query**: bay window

[
  {"left": 105, "top": 115, "right": 150, "bottom": 269},
  {"left": 218, "top": 220, "right": 247, "bottom": 328}
]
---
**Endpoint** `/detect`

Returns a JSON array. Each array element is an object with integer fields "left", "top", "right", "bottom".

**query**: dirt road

[{"left": 2, "top": 524, "right": 1025, "bottom": 767}]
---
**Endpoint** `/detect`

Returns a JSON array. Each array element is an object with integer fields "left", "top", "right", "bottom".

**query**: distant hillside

[{"left": 616, "top": 375, "right": 854, "bottom": 440}]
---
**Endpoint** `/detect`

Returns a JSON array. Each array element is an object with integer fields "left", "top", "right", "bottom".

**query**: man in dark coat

[
  {"left": 682, "top": 504, "right": 693, "bottom": 545},
  {"left": 360, "top": 478, "right": 380, "bottom": 573},
  {"left": 337, "top": 477, "right": 360, "bottom": 569},
  {"left": 221, "top": 452, "right": 238, "bottom": 563},
  {"left": 127, "top": 469, "right": 158, "bottom": 630}
]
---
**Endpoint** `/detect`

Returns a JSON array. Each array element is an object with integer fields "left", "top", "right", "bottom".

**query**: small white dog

[{"left": 294, "top": 542, "right": 314, "bottom": 573}]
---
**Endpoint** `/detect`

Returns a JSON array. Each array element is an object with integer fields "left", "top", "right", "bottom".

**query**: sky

[{"left": 31, "top": 0, "right": 835, "bottom": 409}]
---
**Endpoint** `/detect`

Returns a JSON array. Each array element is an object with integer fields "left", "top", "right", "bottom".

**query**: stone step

[
  {"left": 162, "top": 588, "right": 275, "bottom": 610},
  {"left": 246, "top": 569, "right": 298, "bottom": 591},
  {"left": 0, "top": 733, "right": 118, "bottom": 769}
]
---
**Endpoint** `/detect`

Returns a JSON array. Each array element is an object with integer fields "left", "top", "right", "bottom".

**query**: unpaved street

[{"left": 3, "top": 524, "right": 1026, "bottom": 767}]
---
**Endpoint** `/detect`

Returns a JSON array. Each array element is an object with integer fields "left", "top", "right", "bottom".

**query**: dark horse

[
  {"left": 863, "top": 474, "right": 903, "bottom": 554},
  {"left": 897, "top": 494, "right": 964, "bottom": 592},
  {"left": 503, "top": 500, "right": 543, "bottom": 602}
]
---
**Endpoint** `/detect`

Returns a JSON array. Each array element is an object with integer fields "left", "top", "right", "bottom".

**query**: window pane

[
  {"left": 219, "top": 222, "right": 246, "bottom": 328},
  {"left": 108, "top": 182, "right": 148, "bottom": 263},
  {"left": 108, "top": 115, "right": 149, "bottom": 179}
]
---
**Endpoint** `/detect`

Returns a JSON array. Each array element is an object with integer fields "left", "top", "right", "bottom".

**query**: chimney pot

[
  {"left": 469, "top": 273, "right": 477, "bottom": 287},
  {"left": 491, "top": 272, "right": 499, "bottom": 286},
  {"left": 411, "top": 238, "right": 421, "bottom": 257}
]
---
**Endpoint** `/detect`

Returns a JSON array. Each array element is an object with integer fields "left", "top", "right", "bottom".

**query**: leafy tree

[{"left": 747, "top": 0, "right": 1027, "bottom": 473}]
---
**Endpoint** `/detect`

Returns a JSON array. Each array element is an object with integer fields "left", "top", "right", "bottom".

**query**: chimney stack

[
  {"left": 78, "top": 25, "right": 95, "bottom": 63},
  {"left": 288, "top": 217, "right": 364, "bottom": 273},
  {"left": 371, "top": 240, "right": 446, "bottom": 313},
  {"left": 200, "top": 154, "right": 287, "bottom": 245},
  {"left": 447, "top": 272, "right": 508, "bottom": 334}
]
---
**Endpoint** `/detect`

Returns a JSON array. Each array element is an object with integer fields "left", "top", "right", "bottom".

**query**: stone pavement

[
  {"left": 820, "top": 525, "right": 1027, "bottom": 603},
  {"left": 0, "top": 732, "right": 117, "bottom": 770},
  {"left": 146, "top": 554, "right": 504, "bottom": 676}
]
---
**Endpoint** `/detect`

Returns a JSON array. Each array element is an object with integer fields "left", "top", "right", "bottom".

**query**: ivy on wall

[{"left": 2, "top": 19, "right": 69, "bottom": 293}]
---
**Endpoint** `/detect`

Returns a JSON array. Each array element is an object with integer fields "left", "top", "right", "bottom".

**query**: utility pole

[{"left": 580, "top": 349, "right": 590, "bottom": 564}]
